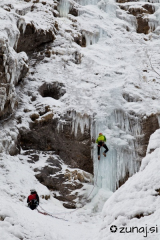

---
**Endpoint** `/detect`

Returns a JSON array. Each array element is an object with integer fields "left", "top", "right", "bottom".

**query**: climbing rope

[
  {"left": 37, "top": 160, "right": 100, "bottom": 218},
  {"left": 82, "top": 159, "right": 100, "bottom": 201},
  {"left": 69, "top": 160, "right": 100, "bottom": 214},
  {"left": 37, "top": 207, "right": 68, "bottom": 221}
]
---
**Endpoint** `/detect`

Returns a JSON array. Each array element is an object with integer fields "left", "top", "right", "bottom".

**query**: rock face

[
  {"left": 136, "top": 16, "right": 149, "bottom": 34},
  {"left": 74, "top": 34, "right": 86, "bottom": 48},
  {"left": 0, "top": 38, "right": 28, "bottom": 120},
  {"left": 139, "top": 114, "right": 159, "bottom": 157},
  {"left": 36, "top": 166, "right": 83, "bottom": 208},
  {"left": 34, "top": 156, "right": 92, "bottom": 208},
  {"left": 64, "top": 169, "right": 93, "bottom": 183},
  {"left": 19, "top": 112, "right": 93, "bottom": 174},
  {"left": 118, "top": 0, "right": 155, "bottom": 34},
  {"left": 17, "top": 22, "right": 55, "bottom": 53},
  {"left": 118, "top": 113, "right": 160, "bottom": 188},
  {"left": 69, "top": 5, "right": 78, "bottom": 17}
]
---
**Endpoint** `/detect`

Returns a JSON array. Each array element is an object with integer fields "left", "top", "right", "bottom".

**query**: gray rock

[
  {"left": 46, "top": 156, "right": 62, "bottom": 169},
  {"left": 35, "top": 163, "right": 83, "bottom": 207},
  {"left": 27, "top": 154, "right": 39, "bottom": 163},
  {"left": 63, "top": 203, "right": 76, "bottom": 209},
  {"left": 19, "top": 112, "right": 93, "bottom": 174},
  {"left": 17, "top": 22, "right": 55, "bottom": 53},
  {"left": 0, "top": 38, "right": 28, "bottom": 120}
]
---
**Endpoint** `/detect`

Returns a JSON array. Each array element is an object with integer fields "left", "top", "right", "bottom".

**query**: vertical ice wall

[
  {"left": 58, "top": 0, "right": 71, "bottom": 17},
  {"left": 82, "top": 30, "right": 101, "bottom": 46},
  {"left": 75, "top": 0, "right": 100, "bottom": 6},
  {"left": 92, "top": 110, "right": 141, "bottom": 191},
  {"left": 56, "top": 0, "right": 142, "bottom": 193}
]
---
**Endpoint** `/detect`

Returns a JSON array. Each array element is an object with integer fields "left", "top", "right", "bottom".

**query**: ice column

[
  {"left": 75, "top": 0, "right": 100, "bottom": 5},
  {"left": 148, "top": 19, "right": 158, "bottom": 32},
  {"left": 58, "top": 0, "right": 70, "bottom": 17},
  {"left": 92, "top": 110, "right": 141, "bottom": 192},
  {"left": 82, "top": 30, "right": 100, "bottom": 46}
]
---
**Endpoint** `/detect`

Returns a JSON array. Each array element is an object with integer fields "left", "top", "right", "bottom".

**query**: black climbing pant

[
  {"left": 28, "top": 200, "right": 39, "bottom": 210},
  {"left": 97, "top": 141, "right": 109, "bottom": 156}
]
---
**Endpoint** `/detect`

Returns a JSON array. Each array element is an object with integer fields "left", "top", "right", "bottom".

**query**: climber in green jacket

[{"left": 96, "top": 133, "right": 109, "bottom": 160}]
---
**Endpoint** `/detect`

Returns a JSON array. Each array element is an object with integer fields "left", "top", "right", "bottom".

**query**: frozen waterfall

[
  {"left": 92, "top": 110, "right": 141, "bottom": 191},
  {"left": 57, "top": 0, "right": 142, "bottom": 194},
  {"left": 58, "top": 0, "right": 70, "bottom": 17},
  {"left": 57, "top": 109, "right": 141, "bottom": 192},
  {"left": 75, "top": 0, "right": 100, "bottom": 6}
]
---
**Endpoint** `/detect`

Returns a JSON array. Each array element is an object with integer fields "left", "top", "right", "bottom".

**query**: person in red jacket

[{"left": 27, "top": 189, "right": 39, "bottom": 210}]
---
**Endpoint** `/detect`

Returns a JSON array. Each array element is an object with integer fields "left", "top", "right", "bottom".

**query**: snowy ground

[{"left": 0, "top": 152, "right": 103, "bottom": 240}]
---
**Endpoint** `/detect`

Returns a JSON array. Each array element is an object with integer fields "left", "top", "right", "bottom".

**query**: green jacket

[{"left": 96, "top": 135, "right": 106, "bottom": 143}]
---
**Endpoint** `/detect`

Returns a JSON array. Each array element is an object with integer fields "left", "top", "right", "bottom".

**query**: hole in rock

[{"left": 39, "top": 82, "right": 66, "bottom": 100}]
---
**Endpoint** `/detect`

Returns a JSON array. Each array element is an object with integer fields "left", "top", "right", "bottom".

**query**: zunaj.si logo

[
  {"left": 110, "top": 225, "right": 118, "bottom": 233},
  {"left": 110, "top": 225, "right": 158, "bottom": 238}
]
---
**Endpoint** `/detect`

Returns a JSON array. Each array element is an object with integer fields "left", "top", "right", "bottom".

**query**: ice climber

[
  {"left": 27, "top": 189, "right": 39, "bottom": 210},
  {"left": 96, "top": 133, "right": 109, "bottom": 160}
]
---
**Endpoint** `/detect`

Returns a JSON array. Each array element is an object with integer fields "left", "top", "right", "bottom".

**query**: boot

[
  {"left": 103, "top": 152, "right": 106, "bottom": 157},
  {"left": 98, "top": 155, "right": 100, "bottom": 160}
]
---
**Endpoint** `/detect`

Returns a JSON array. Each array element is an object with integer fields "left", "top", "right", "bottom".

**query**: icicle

[
  {"left": 58, "top": 0, "right": 70, "bottom": 17},
  {"left": 75, "top": 0, "right": 100, "bottom": 6},
  {"left": 3, "top": 54, "right": 7, "bottom": 66},
  {"left": 17, "top": 18, "right": 27, "bottom": 34},
  {"left": 0, "top": 87, "right": 6, "bottom": 112},
  {"left": 82, "top": 30, "right": 100, "bottom": 46},
  {"left": 71, "top": 111, "right": 90, "bottom": 136},
  {"left": 148, "top": 20, "right": 158, "bottom": 32},
  {"left": 157, "top": 115, "right": 160, "bottom": 126},
  {"left": 57, "top": 111, "right": 91, "bottom": 137}
]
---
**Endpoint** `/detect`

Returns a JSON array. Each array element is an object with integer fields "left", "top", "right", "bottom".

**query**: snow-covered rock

[{"left": 0, "top": 7, "right": 28, "bottom": 120}]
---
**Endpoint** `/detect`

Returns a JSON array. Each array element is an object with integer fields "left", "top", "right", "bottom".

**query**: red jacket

[{"left": 27, "top": 193, "right": 39, "bottom": 203}]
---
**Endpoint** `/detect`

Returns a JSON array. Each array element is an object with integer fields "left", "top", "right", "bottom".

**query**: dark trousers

[
  {"left": 97, "top": 141, "right": 109, "bottom": 155},
  {"left": 28, "top": 201, "right": 39, "bottom": 210}
]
